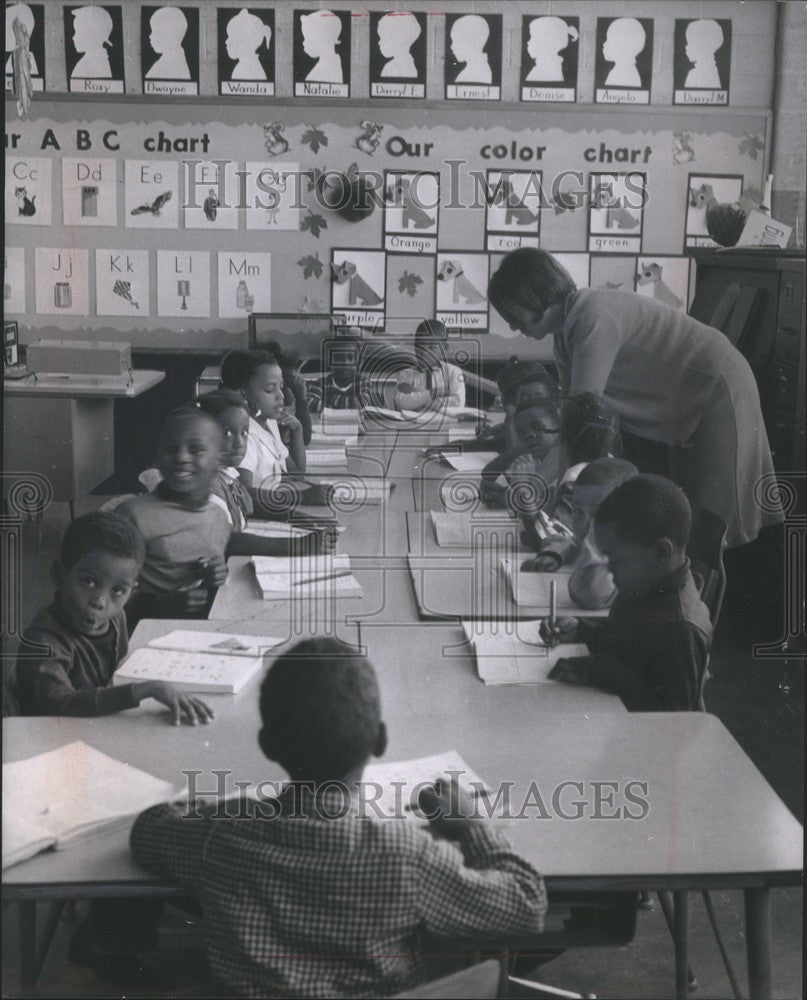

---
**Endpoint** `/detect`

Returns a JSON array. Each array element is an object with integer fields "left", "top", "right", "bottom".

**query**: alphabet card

[
  {"left": 62, "top": 158, "right": 117, "bottom": 227},
  {"left": 436, "top": 253, "right": 489, "bottom": 331},
  {"left": 156, "top": 251, "right": 210, "bottom": 317},
  {"left": 588, "top": 172, "right": 645, "bottom": 253},
  {"left": 34, "top": 248, "right": 89, "bottom": 316},
  {"left": 141, "top": 4, "right": 199, "bottom": 95},
  {"left": 5, "top": 3, "right": 45, "bottom": 93},
  {"left": 125, "top": 159, "right": 179, "bottom": 228},
  {"left": 64, "top": 4, "right": 125, "bottom": 93},
  {"left": 674, "top": 19, "right": 730, "bottom": 106},
  {"left": 331, "top": 250, "right": 386, "bottom": 329},
  {"left": 635, "top": 255, "right": 690, "bottom": 311},
  {"left": 95, "top": 249, "right": 150, "bottom": 317},
  {"left": 6, "top": 156, "right": 52, "bottom": 226},
  {"left": 369, "top": 10, "right": 427, "bottom": 99},
  {"left": 685, "top": 173, "right": 743, "bottom": 248},
  {"left": 217, "top": 252, "right": 271, "bottom": 318},
  {"left": 520, "top": 15, "right": 579, "bottom": 102},
  {"left": 183, "top": 160, "right": 239, "bottom": 229},
  {"left": 595, "top": 17, "right": 653, "bottom": 104},
  {"left": 293, "top": 9, "right": 351, "bottom": 97},
  {"left": 4, "top": 248, "right": 26, "bottom": 315},
  {"left": 485, "top": 170, "right": 542, "bottom": 250},
  {"left": 217, "top": 7, "right": 274, "bottom": 96},
  {"left": 384, "top": 171, "right": 439, "bottom": 253},
  {"left": 244, "top": 162, "right": 300, "bottom": 231},
  {"left": 445, "top": 13, "right": 502, "bottom": 100}
]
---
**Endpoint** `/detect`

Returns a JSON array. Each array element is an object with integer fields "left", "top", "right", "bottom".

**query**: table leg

[
  {"left": 673, "top": 890, "right": 690, "bottom": 1000},
  {"left": 745, "top": 887, "right": 772, "bottom": 1000}
]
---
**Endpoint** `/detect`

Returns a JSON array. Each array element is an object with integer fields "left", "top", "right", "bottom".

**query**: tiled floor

[{"left": 2, "top": 501, "right": 803, "bottom": 998}]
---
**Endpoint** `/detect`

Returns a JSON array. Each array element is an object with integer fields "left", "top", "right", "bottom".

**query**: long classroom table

[{"left": 3, "top": 424, "right": 803, "bottom": 1000}]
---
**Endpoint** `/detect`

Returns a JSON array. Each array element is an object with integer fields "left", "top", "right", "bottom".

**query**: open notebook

[
  {"left": 317, "top": 477, "right": 393, "bottom": 505},
  {"left": 463, "top": 620, "right": 589, "bottom": 685},
  {"left": 306, "top": 444, "right": 348, "bottom": 469},
  {"left": 439, "top": 451, "right": 498, "bottom": 474},
  {"left": 2, "top": 741, "right": 176, "bottom": 870},
  {"left": 430, "top": 509, "right": 516, "bottom": 548},
  {"left": 500, "top": 558, "right": 610, "bottom": 616},
  {"left": 252, "top": 554, "right": 362, "bottom": 599},
  {"left": 114, "top": 630, "right": 283, "bottom": 693},
  {"left": 362, "top": 751, "right": 491, "bottom": 820}
]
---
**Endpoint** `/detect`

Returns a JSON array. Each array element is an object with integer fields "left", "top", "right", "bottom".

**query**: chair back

[
  {"left": 686, "top": 507, "right": 728, "bottom": 628},
  {"left": 392, "top": 959, "right": 504, "bottom": 999}
]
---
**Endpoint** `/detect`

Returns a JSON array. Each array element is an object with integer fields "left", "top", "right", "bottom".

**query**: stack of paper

[
  {"left": 448, "top": 425, "right": 479, "bottom": 442},
  {"left": 306, "top": 444, "right": 349, "bottom": 469},
  {"left": 321, "top": 407, "right": 362, "bottom": 436},
  {"left": 114, "top": 630, "right": 283, "bottom": 693},
  {"left": 244, "top": 520, "right": 312, "bottom": 538},
  {"left": 500, "top": 558, "right": 610, "bottom": 615},
  {"left": 431, "top": 509, "right": 515, "bottom": 548},
  {"left": 319, "top": 476, "right": 393, "bottom": 505},
  {"left": 252, "top": 554, "right": 362, "bottom": 599},
  {"left": 462, "top": 619, "right": 588, "bottom": 685},
  {"left": 2, "top": 741, "right": 176, "bottom": 869},
  {"left": 361, "top": 405, "right": 404, "bottom": 423},
  {"left": 439, "top": 451, "right": 498, "bottom": 473},
  {"left": 362, "top": 751, "right": 491, "bottom": 819}
]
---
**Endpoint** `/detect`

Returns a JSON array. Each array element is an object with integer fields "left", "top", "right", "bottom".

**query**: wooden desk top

[{"left": 3, "top": 369, "right": 165, "bottom": 399}]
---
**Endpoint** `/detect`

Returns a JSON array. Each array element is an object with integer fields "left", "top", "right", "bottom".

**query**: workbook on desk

[
  {"left": 252, "top": 554, "right": 362, "bottom": 599},
  {"left": 2, "top": 741, "right": 176, "bottom": 870},
  {"left": 320, "top": 408, "right": 362, "bottom": 437},
  {"left": 462, "top": 620, "right": 589, "bottom": 685},
  {"left": 113, "top": 629, "right": 283, "bottom": 694},
  {"left": 439, "top": 451, "right": 498, "bottom": 474},
  {"left": 362, "top": 751, "right": 491, "bottom": 820},
  {"left": 305, "top": 444, "right": 349, "bottom": 469},
  {"left": 430, "top": 509, "right": 515, "bottom": 547},
  {"left": 317, "top": 477, "right": 393, "bottom": 504},
  {"left": 310, "top": 429, "right": 359, "bottom": 448},
  {"left": 500, "top": 558, "right": 610, "bottom": 616}
]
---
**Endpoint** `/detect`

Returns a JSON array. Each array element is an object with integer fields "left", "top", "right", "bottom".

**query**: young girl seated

[{"left": 479, "top": 398, "right": 560, "bottom": 511}]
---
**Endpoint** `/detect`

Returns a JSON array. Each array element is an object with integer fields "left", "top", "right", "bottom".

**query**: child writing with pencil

[
  {"left": 131, "top": 637, "right": 547, "bottom": 997},
  {"left": 541, "top": 475, "right": 712, "bottom": 711}
]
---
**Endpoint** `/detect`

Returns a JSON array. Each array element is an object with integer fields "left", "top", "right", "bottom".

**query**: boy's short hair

[
  {"left": 220, "top": 349, "right": 282, "bottom": 390},
  {"left": 488, "top": 249, "right": 577, "bottom": 330},
  {"left": 496, "top": 358, "right": 559, "bottom": 403},
  {"left": 415, "top": 319, "right": 447, "bottom": 341},
  {"left": 196, "top": 388, "right": 249, "bottom": 419},
  {"left": 260, "top": 637, "right": 381, "bottom": 780},
  {"left": 595, "top": 474, "right": 692, "bottom": 550},
  {"left": 561, "top": 393, "right": 620, "bottom": 465},
  {"left": 158, "top": 405, "right": 224, "bottom": 445},
  {"left": 575, "top": 457, "right": 637, "bottom": 490},
  {"left": 60, "top": 511, "right": 145, "bottom": 570}
]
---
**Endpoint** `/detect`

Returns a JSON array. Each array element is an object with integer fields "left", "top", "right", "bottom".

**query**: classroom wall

[{"left": 771, "top": 1, "right": 807, "bottom": 245}]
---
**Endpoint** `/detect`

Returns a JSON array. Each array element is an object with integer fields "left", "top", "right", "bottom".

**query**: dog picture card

[
  {"left": 331, "top": 249, "right": 386, "bottom": 329},
  {"left": 141, "top": 4, "right": 199, "bottom": 95},
  {"left": 485, "top": 170, "right": 542, "bottom": 250},
  {"left": 445, "top": 12, "right": 502, "bottom": 101},
  {"left": 436, "top": 253, "right": 489, "bottom": 331},
  {"left": 588, "top": 172, "right": 646, "bottom": 253},
  {"left": 685, "top": 173, "right": 744, "bottom": 248},
  {"left": 594, "top": 17, "right": 653, "bottom": 104},
  {"left": 369, "top": 10, "right": 427, "bottom": 98},
  {"left": 674, "top": 18, "right": 731, "bottom": 106},
  {"left": 218, "top": 7, "right": 274, "bottom": 96},
  {"left": 64, "top": 4, "right": 124, "bottom": 93},
  {"left": 635, "top": 255, "right": 691, "bottom": 312},
  {"left": 384, "top": 171, "right": 439, "bottom": 254},
  {"left": 520, "top": 15, "right": 578, "bottom": 102},
  {"left": 293, "top": 8, "right": 350, "bottom": 97},
  {"left": 5, "top": 3, "right": 45, "bottom": 93}
]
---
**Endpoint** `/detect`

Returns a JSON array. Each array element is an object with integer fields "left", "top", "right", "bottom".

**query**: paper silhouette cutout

[
  {"left": 5, "top": 4, "right": 38, "bottom": 75},
  {"left": 145, "top": 6, "right": 191, "bottom": 79},
  {"left": 525, "top": 16, "right": 578, "bottom": 82},
  {"left": 602, "top": 18, "right": 646, "bottom": 87},
  {"left": 437, "top": 259, "right": 486, "bottom": 305},
  {"left": 450, "top": 14, "right": 492, "bottom": 83},
  {"left": 70, "top": 5, "right": 113, "bottom": 78},
  {"left": 377, "top": 11, "right": 420, "bottom": 78},
  {"left": 684, "top": 19, "right": 723, "bottom": 88},
  {"left": 300, "top": 9, "right": 344, "bottom": 83},
  {"left": 225, "top": 8, "right": 271, "bottom": 80},
  {"left": 331, "top": 260, "right": 382, "bottom": 306}
]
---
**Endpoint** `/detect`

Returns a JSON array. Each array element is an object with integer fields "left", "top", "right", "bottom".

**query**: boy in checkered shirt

[{"left": 131, "top": 637, "right": 547, "bottom": 998}]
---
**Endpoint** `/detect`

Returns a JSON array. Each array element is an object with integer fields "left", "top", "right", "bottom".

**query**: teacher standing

[{"left": 489, "top": 249, "right": 781, "bottom": 547}]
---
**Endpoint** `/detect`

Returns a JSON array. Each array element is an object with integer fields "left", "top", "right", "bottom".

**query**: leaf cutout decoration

[
  {"left": 301, "top": 126, "right": 328, "bottom": 155},
  {"left": 301, "top": 211, "right": 327, "bottom": 238},
  {"left": 298, "top": 253, "right": 323, "bottom": 279},
  {"left": 398, "top": 271, "right": 423, "bottom": 297},
  {"left": 739, "top": 131, "right": 764, "bottom": 160}
]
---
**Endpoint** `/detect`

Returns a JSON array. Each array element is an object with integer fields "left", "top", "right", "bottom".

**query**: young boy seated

[
  {"left": 15, "top": 511, "right": 213, "bottom": 722},
  {"left": 393, "top": 319, "right": 466, "bottom": 412},
  {"left": 543, "top": 475, "right": 713, "bottom": 711},
  {"left": 522, "top": 458, "right": 638, "bottom": 611},
  {"left": 131, "top": 637, "right": 547, "bottom": 998}
]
